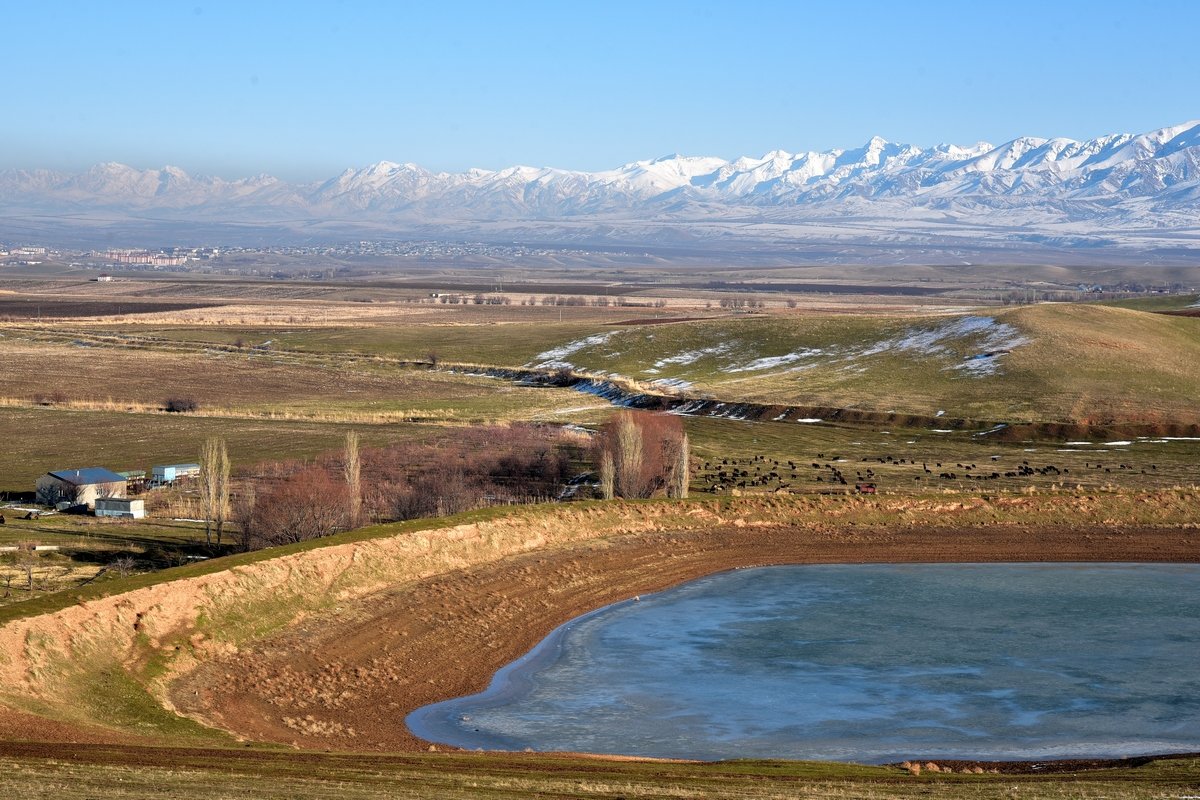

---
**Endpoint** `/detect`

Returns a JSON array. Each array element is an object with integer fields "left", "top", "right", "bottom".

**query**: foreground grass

[{"left": 1, "top": 746, "right": 1197, "bottom": 800}]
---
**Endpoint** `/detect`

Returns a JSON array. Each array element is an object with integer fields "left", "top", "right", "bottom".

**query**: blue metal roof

[{"left": 48, "top": 467, "right": 127, "bottom": 485}]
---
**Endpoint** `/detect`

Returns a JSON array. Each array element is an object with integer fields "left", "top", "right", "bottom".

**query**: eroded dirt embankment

[
  {"left": 0, "top": 501, "right": 736, "bottom": 737},
  {"left": 0, "top": 492, "right": 1197, "bottom": 752}
]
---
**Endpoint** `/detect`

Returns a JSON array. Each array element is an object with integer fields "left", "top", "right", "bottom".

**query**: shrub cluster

[
  {"left": 232, "top": 424, "right": 580, "bottom": 551},
  {"left": 164, "top": 397, "right": 199, "bottom": 413}
]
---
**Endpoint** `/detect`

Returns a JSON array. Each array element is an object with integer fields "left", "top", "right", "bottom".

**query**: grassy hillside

[
  {"left": 526, "top": 305, "right": 1200, "bottom": 423},
  {"left": 1097, "top": 293, "right": 1200, "bottom": 312},
  {"left": 1001, "top": 304, "right": 1200, "bottom": 423}
]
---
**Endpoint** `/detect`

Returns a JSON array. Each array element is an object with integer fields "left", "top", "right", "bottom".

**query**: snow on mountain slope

[{"left": 3, "top": 121, "right": 1200, "bottom": 232}]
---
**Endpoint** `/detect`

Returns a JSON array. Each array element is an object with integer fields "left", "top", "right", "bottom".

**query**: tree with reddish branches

[{"left": 595, "top": 410, "right": 689, "bottom": 499}]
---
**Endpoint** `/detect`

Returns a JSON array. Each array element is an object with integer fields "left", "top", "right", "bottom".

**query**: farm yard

[{"left": 0, "top": 511, "right": 211, "bottom": 607}]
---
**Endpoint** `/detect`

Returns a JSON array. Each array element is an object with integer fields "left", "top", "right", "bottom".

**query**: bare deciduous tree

[
  {"left": 667, "top": 432, "right": 690, "bottom": 499},
  {"left": 199, "top": 437, "right": 230, "bottom": 547},
  {"left": 15, "top": 546, "right": 37, "bottom": 594},
  {"left": 164, "top": 397, "right": 198, "bottom": 413},
  {"left": 597, "top": 410, "right": 688, "bottom": 500},
  {"left": 241, "top": 467, "right": 351, "bottom": 547},
  {"left": 614, "top": 412, "right": 645, "bottom": 499},
  {"left": 344, "top": 430, "right": 362, "bottom": 527},
  {"left": 598, "top": 450, "right": 615, "bottom": 500},
  {"left": 36, "top": 480, "right": 79, "bottom": 508},
  {"left": 232, "top": 484, "right": 256, "bottom": 553},
  {"left": 231, "top": 424, "right": 578, "bottom": 551}
]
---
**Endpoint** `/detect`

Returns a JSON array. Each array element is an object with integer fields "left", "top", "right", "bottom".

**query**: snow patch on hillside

[
  {"left": 531, "top": 314, "right": 1031, "bottom": 385},
  {"left": 651, "top": 343, "right": 732, "bottom": 369},
  {"left": 529, "top": 332, "right": 617, "bottom": 369},
  {"left": 855, "top": 316, "right": 1030, "bottom": 376},
  {"left": 724, "top": 348, "right": 824, "bottom": 373}
]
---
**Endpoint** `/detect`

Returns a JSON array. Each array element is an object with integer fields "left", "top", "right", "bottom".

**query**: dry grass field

[
  {"left": 0, "top": 335, "right": 582, "bottom": 419},
  {"left": 3, "top": 282, "right": 1199, "bottom": 495},
  {"left": 8, "top": 281, "right": 1193, "bottom": 425}
]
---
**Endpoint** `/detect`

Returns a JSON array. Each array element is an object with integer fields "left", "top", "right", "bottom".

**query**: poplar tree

[
  {"left": 667, "top": 432, "right": 689, "bottom": 499},
  {"left": 598, "top": 450, "right": 615, "bottom": 500},
  {"left": 344, "top": 430, "right": 362, "bottom": 526},
  {"left": 199, "top": 437, "right": 230, "bottom": 547},
  {"left": 614, "top": 411, "right": 645, "bottom": 499}
]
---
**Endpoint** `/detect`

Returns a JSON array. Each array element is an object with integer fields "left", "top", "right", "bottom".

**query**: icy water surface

[{"left": 407, "top": 564, "right": 1200, "bottom": 761}]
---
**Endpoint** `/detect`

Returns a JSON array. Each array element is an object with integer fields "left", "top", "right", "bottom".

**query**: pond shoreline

[
  {"left": 171, "top": 521, "right": 1200, "bottom": 758},
  {"left": 406, "top": 563, "right": 1200, "bottom": 762}
]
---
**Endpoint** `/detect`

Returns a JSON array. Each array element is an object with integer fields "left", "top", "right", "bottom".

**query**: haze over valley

[{"left": 5, "top": 120, "right": 1200, "bottom": 265}]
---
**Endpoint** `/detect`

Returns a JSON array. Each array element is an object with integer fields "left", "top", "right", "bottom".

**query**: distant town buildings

[{"left": 102, "top": 249, "right": 192, "bottom": 266}]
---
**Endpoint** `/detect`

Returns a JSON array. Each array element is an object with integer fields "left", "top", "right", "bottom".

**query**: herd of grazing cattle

[{"left": 695, "top": 452, "right": 1160, "bottom": 495}]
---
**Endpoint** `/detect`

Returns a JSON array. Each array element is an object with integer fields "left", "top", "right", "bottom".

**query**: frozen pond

[{"left": 408, "top": 563, "right": 1200, "bottom": 762}]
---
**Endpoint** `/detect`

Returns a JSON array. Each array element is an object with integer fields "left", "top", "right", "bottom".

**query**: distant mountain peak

[{"left": 3, "top": 122, "right": 1200, "bottom": 241}]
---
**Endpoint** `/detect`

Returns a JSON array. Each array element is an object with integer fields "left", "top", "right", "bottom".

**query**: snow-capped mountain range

[{"left": 3, "top": 121, "right": 1200, "bottom": 250}]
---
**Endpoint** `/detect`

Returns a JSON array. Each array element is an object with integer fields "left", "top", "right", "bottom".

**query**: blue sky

[{"left": 4, "top": 0, "right": 1199, "bottom": 180}]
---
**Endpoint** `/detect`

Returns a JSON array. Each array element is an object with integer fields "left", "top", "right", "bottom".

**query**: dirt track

[{"left": 171, "top": 522, "right": 1198, "bottom": 752}]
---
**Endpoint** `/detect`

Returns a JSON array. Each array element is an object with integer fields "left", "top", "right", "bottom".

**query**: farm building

[
  {"left": 95, "top": 497, "right": 145, "bottom": 519},
  {"left": 35, "top": 467, "right": 127, "bottom": 509},
  {"left": 118, "top": 469, "right": 149, "bottom": 492},
  {"left": 152, "top": 463, "right": 201, "bottom": 485}
]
